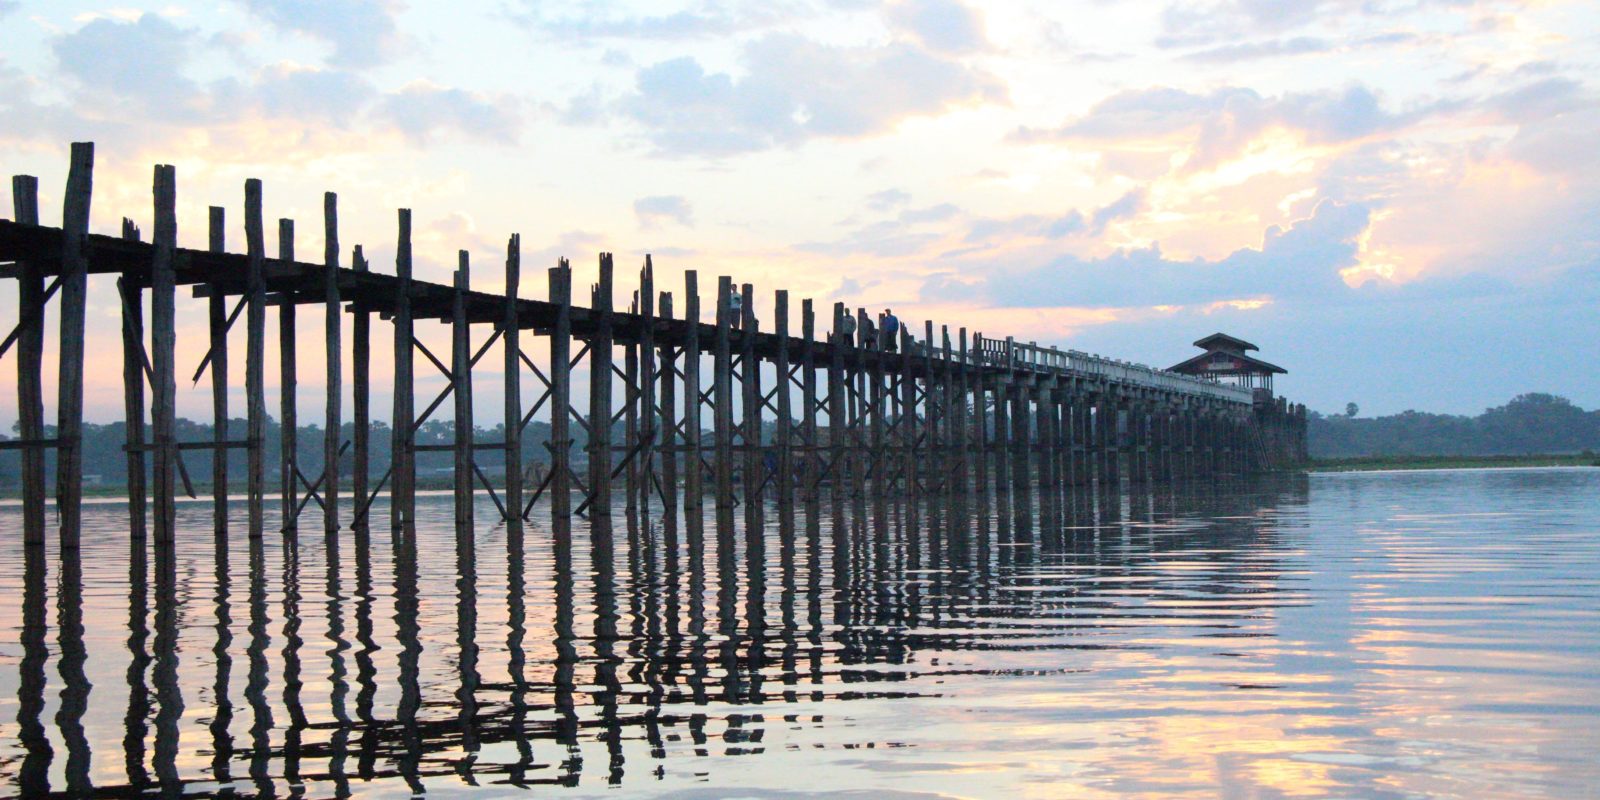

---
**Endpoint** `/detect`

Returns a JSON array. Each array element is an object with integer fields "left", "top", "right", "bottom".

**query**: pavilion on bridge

[{"left": 1167, "top": 332, "right": 1286, "bottom": 400}]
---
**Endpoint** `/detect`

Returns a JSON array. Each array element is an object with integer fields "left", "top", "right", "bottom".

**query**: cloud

[
  {"left": 1179, "top": 36, "right": 1332, "bottom": 62},
  {"left": 612, "top": 32, "right": 1006, "bottom": 156},
  {"left": 375, "top": 83, "right": 521, "bottom": 145},
  {"left": 1015, "top": 84, "right": 1419, "bottom": 170},
  {"left": 937, "top": 199, "right": 1371, "bottom": 308},
  {"left": 886, "top": 0, "right": 989, "bottom": 54},
  {"left": 634, "top": 195, "right": 694, "bottom": 228},
  {"left": 1089, "top": 188, "right": 1145, "bottom": 234},
  {"left": 52, "top": 13, "right": 206, "bottom": 120},
  {"left": 0, "top": 1, "right": 18, "bottom": 18},
  {"left": 524, "top": 3, "right": 793, "bottom": 40},
  {"left": 237, "top": 0, "right": 403, "bottom": 68},
  {"left": 867, "top": 188, "right": 911, "bottom": 211}
]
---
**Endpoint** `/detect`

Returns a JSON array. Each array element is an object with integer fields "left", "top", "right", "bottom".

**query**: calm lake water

[{"left": 1, "top": 468, "right": 1598, "bottom": 798}]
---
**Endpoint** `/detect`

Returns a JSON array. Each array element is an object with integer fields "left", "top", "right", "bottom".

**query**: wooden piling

[
  {"left": 681, "top": 272, "right": 702, "bottom": 515},
  {"left": 391, "top": 209, "right": 415, "bottom": 530},
  {"left": 12, "top": 176, "right": 45, "bottom": 545},
  {"left": 351, "top": 246, "right": 370, "bottom": 529},
  {"left": 827, "top": 303, "right": 848, "bottom": 509},
  {"left": 208, "top": 207, "right": 229, "bottom": 534},
  {"left": 56, "top": 142, "right": 93, "bottom": 548},
  {"left": 503, "top": 236, "right": 522, "bottom": 534},
  {"left": 712, "top": 277, "right": 734, "bottom": 510},
  {"left": 587, "top": 254, "right": 615, "bottom": 516},
  {"left": 150, "top": 164, "right": 178, "bottom": 545},
  {"left": 657, "top": 291, "right": 678, "bottom": 520},
  {"left": 774, "top": 291, "right": 793, "bottom": 512},
  {"left": 799, "top": 299, "right": 817, "bottom": 503},
  {"left": 453, "top": 252, "right": 474, "bottom": 530},
  {"left": 639, "top": 259, "right": 656, "bottom": 517},
  {"left": 548, "top": 260, "right": 573, "bottom": 520},
  {"left": 278, "top": 219, "right": 298, "bottom": 531},
  {"left": 245, "top": 179, "right": 267, "bottom": 537},
  {"left": 323, "top": 194, "right": 342, "bottom": 534},
  {"left": 740, "top": 283, "right": 760, "bottom": 512}
]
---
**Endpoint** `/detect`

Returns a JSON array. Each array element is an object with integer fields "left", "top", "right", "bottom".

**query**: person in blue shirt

[{"left": 882, "top": 309, "right": 900, "bottom": 353}]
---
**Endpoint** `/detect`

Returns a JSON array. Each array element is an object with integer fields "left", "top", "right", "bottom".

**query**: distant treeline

[
  {"left": 1310, "top": 393, "right": 1600, "bottom": 458},
  {"left": 0, "top": 416, "right": 564, "bottom": 492}
]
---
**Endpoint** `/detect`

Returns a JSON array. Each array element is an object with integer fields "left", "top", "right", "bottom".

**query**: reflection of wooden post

[
  {"left": 588, "top": 254, "right": 615, "bottom": 516},
  {"left": 151, "top": 164, "right": 178, "bottom": 545},
  {"left": 548, "top": 261, "right": 572, "bottom": 519},
  {"left": 503, "top": 236, "right": 522, "bottom": 534},
  {"left": 209, "top": 206, "right": 229, "bottom": 535},
  {"left": 57, "top": 142, "right": 93, "bottom": 548},
  {"left": 681, "top": 272, "right": 702, "bottom": 515},
  {"left": 351, "top": 246, "right": 370, "bottom": 529},
  {"left": 390, "top": 210, "right": 415, "bottom": 530},
  {"left": 323, "top": 193, "right": 341, "bottom": 534},
  {"left": 453, "top": 253, "right": 474, "bottom": 531},
  {"left": 278, "top": 218, "right": 298, "bottom": 532},
  {"left": 245, "top": 180, "right": 268, "bottom": 537},
  {"left": 11, "top": 175, "right": 45, "bottom": 545}
]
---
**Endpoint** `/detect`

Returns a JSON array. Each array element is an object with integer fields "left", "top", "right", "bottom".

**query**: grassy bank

[{"left": 1310, "top": 453, "right": 1600, "bottom": 472}]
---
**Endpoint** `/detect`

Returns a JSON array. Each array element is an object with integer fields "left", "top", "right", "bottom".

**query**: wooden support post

[
  {"left": 827, "top": 303, "right": 848, "bottom": 509},
  {"left": 900, "top": 323, "right": 917, "bottom": 503},
  {"left": 278, "top": 218, "right": 298, "bottom": 531},
  {"left": 774, "top": 290, "right": 793, "bottom": 512},
  {"left": 957, "top": 328, "right": 971, "bottom": 499},
  {"left": 799, "top": 300, "right": 817, "bottom": 503},
  {"left": 639, "top": 259, "right": 656, "bottom": 517},
  {"left": 1011, "top": 374, "right": 1031, "bottom": 514},
  {"left": 351, "top": 246, "right": 370, "bottom": 529},
  {"left": 740, "top": 283, "right": 761, "bottom": 513},
  {"left": 658, "top": 291, "right": 678, "bottom": 520},
  {"left": 56, "top": 142, "right": 93, "bottom": 548},
  {"left": 245, "top": 180, "right": 268, "bottom": 537},
  {"left": 868, "top": 312, "right": 886, "bottom": 499},
  {"left": 453, "top": 252, "right": 474, "bottom": 531},
  {"left": 681, "top": 272, "right": 702, "bottom": 515},
  {"left": 923, "top": 321, "right": 937, "bottom": 497},
  {"left": 119, "top": 222, "right": 148, "bottom": 542},
  {"left": 587, "top": 254, "right": 615, "bottom": 516},
  {"left": 208, "top": 207, "right": 229, "bottom": 534},
  {"left": 323, "top": 193, "right": 341, "bottom": 534},
  {"left": 974, "top": 334, "right": 989, "bottom": 505},
  {"left": 1033, "top": 378, "right": 1053, "bottom": 525},
  {"left": 503, "top": 236, "right": 522, "bottom": 533},
  {"left": 712, "top": 277, "right": 734, "bottom": 510},
  {"left": 548, "top": 260, "right": 573, "bottom": 519},
  {"left": 624, "top": 299, "right": 640, "bottom": 515},
  {"left": 12, "top": 175, "right": 46, "bottom": 545},
  {"left": 942, "top": 326, "right": 956, "bottom": 498},
  {"left": 151, "top": 164, "right": 179, "bottom": 545},
  {"left": 391, "top": 210, "right": 415, "bottom": 530},
  {"left": 993, "top": 377, "right": 1010, "bottom": 516}
]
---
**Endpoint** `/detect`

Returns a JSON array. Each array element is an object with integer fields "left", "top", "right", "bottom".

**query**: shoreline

[{"left": 1308, "top": 454, "right": 1599, "bottom": 473}]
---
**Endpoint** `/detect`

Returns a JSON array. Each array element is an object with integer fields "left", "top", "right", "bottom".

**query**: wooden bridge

[{"left": 1, "top": 143, "right": 1308, "bottom": 548}]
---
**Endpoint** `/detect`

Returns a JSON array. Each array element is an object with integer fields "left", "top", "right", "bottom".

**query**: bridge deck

[{"left": 0, "top": 218, "right": 1249, "bottom": 404}]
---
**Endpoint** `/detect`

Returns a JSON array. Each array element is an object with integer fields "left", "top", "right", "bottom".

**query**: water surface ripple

[{"left": 2, "top": 468, "right": 1597, "bottom": 797}]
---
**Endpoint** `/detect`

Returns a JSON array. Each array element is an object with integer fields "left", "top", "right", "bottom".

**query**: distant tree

[
  {"left": 1345, "top": 402, "right": 1359, "bottom": 418},
  {"left": 1308, "top": 393, "right": 1600, "bottom": 458}
]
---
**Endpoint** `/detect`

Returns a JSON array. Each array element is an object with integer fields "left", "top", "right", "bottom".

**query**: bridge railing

[{"left": 956, "top": 334, "right": 1251, "bottom": 404}]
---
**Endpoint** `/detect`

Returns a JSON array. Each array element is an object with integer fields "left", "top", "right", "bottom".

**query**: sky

[{"left": 1, "top": 0, "right": 1597, "bottom": 428}]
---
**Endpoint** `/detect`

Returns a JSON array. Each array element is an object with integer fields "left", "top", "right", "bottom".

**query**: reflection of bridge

[
  {"left": 9, "top": 472, "right": 1310, "bottom": 796},
  {"left": 0, "top": 142, "right": 1307, "bottom": 548}
]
